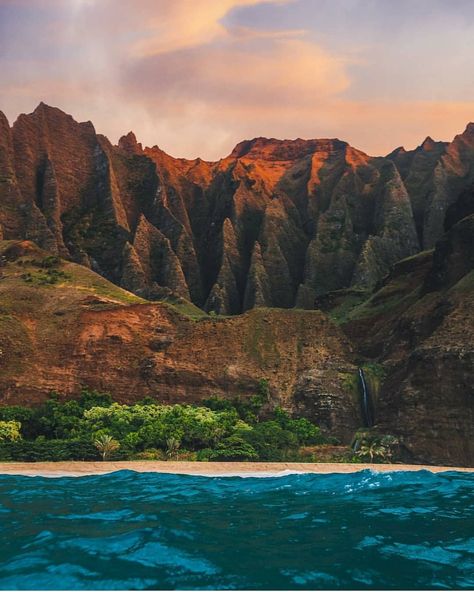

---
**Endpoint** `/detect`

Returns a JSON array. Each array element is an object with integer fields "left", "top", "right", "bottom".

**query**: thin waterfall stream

[{"left": 359, "top": 367, "right": 374, "bottom": 427}]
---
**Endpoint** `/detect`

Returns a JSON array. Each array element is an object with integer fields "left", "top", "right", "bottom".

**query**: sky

[{"left": 1, "top": 0, "right": 474, "bottom": 160}]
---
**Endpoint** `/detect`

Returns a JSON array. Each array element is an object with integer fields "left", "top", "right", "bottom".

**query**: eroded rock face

[
  {"left": 379, "top": 346, "right": 474, "bottom": 466},
  {"left": 0, "top": 243, "right": 359, "bottom": 442},
  {"left": 388, "top": 124, "right": 474, "bottom": 249},
  {"left": 6, "top": 105, "right": 474, "bottom": 314},
  {"left": 293, "top": 365, "right": 358, "bottom": 442},
  {"left": 342, "top": 212, "right": 474, "bottom": 466},
  {"left": 1, "top": 104, "right": 473, "bottom": 466}
]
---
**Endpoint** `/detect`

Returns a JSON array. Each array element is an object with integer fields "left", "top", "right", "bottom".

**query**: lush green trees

[
  {"left": 240, "top": 421, "right": 298, "bottom": 461},
  {"left": 0, "top": 387, "right": 330, "bottom": 462},
  {"left": 0, "top": 406, "right": 33, "bottom": 424},
  {"left": 0, "top": 389, "right": 113, "bottom": 440},
  {"left": 272, "top": 407, "right": 325, "bottom": 445},
  {"left": 82, "top": 403, "right": 240, "bottom": 451},
  {"left": 198, "top": 436, "right": 258, "bottom": 461},
  {"left": 0, "top": 439, "right": 97, "bottom": 461}
]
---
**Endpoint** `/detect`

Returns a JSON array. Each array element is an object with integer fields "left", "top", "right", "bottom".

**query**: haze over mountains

[{"left": 1, "top": 104, "right": 473, "bottom": 315}]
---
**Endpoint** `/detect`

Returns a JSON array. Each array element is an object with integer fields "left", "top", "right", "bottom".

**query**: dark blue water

[{"left": 0, "top": 470, "right": 473, "bottom": 590}]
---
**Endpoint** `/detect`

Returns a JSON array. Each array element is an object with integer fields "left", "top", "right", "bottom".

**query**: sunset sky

[{"left": 1, "top": 0, "right": 474, "bottom": 159}]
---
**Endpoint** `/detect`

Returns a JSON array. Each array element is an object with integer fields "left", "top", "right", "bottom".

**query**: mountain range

[{"left": 0, "top": 104, "right": 473, "bottom": 465}]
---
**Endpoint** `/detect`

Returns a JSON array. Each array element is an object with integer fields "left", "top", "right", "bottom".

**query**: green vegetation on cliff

[{"left": 0, "top": 388, "right": 330, "bottom": 462}]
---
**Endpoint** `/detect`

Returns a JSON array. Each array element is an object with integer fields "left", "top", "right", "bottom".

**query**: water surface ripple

[{"left": 0, "top": 470, "right": 473, "bottom": 590}]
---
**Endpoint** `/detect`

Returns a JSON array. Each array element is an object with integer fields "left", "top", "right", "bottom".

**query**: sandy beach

[{"left": 0, "top": 461, "right": 472, "bottom": 477}]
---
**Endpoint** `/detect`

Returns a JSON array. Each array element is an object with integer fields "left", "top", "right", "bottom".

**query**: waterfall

[{"left": 359, "top": 368, "right": 374, "bottom": 427}]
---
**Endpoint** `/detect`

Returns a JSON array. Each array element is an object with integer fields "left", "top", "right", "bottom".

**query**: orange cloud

[
  {"left": 1, "top": 0, "right": 473, "bottom": 163},
  {"left": 124, "top": 38, "right": 350, "bottom": 110},
  {"left": 129, "top": 0, "right": 294, "bottom": 56}
]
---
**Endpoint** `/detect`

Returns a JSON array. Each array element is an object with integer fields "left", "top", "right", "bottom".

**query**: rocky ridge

[
  {"left": 337, "top": 208, "right": 474, "bottom": 465},
  {"left": 4, "top": 104, "right": 473, "bottom": 314},
  {"left": 1, "top": 105, "right": 474, "bottom": 465}
]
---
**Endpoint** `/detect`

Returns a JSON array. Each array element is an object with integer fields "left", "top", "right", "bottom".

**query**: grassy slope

[
  {"left": 0, "top": 240, "right": 210, "bottom": 383},
  {"left": 0, "top": 240, "right": 208, "bottom": 317}
]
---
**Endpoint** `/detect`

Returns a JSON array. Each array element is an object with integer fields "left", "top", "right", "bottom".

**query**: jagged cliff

[
  {"left": 335, "top": 206, "right": 474, "bottom": 465},
  {"left": 1, "top": 104, "right": 473, "bottom": 465},
  {"left": 387, "top": 126, "right": 474, "bottom": 249},
  {"left": 5, "top": 104, "right": 473, "bottom": 314}
]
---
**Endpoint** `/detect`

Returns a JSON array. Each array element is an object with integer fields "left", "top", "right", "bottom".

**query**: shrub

[
  {"left": 241, "top": 421, "right": 298, "bottom": 461},
  {"left": 196, "top": 448, "right": 212, "bottom": 461},
  {"left": 0, "top": 406, "right": 34, "bottom": 424},
  {"left": 0, "top": 421, "right": 22, "bottom": 442},
  {"left": 175, "top": 450, "right": 198, "bottom": 461},
  {"left": 199, "top": 436, "right": 258, "bottom": 461},
  {"left": 21, "top": 269, "right": 70, "bottom": 285},
  {"left": 79, "top": 388, "right": 113, "bottom": 409},
  {"left": 352, "top": 430, "right": 400, "bottom": 463},
  {"left": 273, "top": 407, "right": 325, "bottom": 445},
  {"left": 38, "top": 255, "right": 61, "bottom": 269},
  {"left": 0, "top": 439, "right": 98, "bottom": 461},
  {"left": 203, "top": 379, "right": 269, "bottom": 424},
  {"left": 132, "top": 448, "right": 166, "bottom": 461},
  {"left": 202, "top": 396, "right": 235, "bottom": 412}
]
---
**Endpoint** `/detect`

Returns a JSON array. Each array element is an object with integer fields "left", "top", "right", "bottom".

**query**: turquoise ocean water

[{"left": 0, "top": 469, "right": 472, "bottom": 590}]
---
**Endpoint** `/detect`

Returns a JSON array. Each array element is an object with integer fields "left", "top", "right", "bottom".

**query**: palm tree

[
  {"left": 166, "top": 437, "right": 181, "bottom": 460},
  {"left": 94, "top": 434, "right": 120, "bottom": 461},
  {"left": 356, "top": 441, "right": 387, "bottom": 463},
  {"left": 380, "top": 435, "right": 399, "bottom": 460}
]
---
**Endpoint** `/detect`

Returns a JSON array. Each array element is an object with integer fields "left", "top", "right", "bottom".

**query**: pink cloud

[
  {"left": 1, "top": 0, "right": 473, "bottom": 161},
  {"left": 123, "top": 0, "right": 295, "bottom": 56},
  {"left": 124, "top": 38, "right": 350, "bottom": 109}
]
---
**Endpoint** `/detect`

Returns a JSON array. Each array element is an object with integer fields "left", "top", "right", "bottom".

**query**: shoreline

[{"left": 0, "top": 461, "right": 472, "bottom": 477}]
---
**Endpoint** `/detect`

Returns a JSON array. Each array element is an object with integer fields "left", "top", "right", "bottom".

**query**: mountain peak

[
  {"left": 0, "top": 110, "right": 9, "bottom": 127},
  {"left": 17, "top": 103, "right": 95, "bottom": 136},
  {"left": 463, "top": 122, "right": 474, "bottom": 136},
  {"left": 33, "top": 101, "right": 57, "bottom": 115},
  {"left": 118, "top": 131, "right": 143, "bottom": 155},
  {"left": 386, "top": 146, "right": 406, "bottom": 159},
  {"left": 229, "top": 137, "right": 347, "bottom": 161},
  {"left": 421, "top": 136, "right": 437, "bottom": 151}
]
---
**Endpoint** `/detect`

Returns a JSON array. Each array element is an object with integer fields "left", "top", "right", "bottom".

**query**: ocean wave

[{"left": 0, "top": 470, "right": 472, "bottom": 590}]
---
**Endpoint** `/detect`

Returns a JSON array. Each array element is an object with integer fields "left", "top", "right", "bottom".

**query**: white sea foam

[
  {"left": 1, "top": 466, "right": 468, "bottom": 478},
  {"left": 5, "top": 468, "right": 311, "bottom": 479}
]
